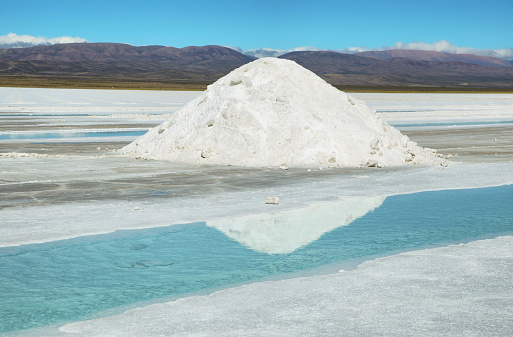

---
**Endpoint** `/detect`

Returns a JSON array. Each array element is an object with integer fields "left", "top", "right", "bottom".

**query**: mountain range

[
  {"left": 279, "top": 51, "right": 513, "bottom": 88},
  {"left": 1, "top": 43, "right": 512, "bottom": 89},
  {"left": 0, "top": 43, "right": 256, "bottom": 84},
  {"left": 354, "top": 49, "right": 513, "bottom": 68}
]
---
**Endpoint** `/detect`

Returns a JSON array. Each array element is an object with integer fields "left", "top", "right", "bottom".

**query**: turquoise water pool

[
  {"left": 1, "top": 185, "right": 512, "bottom": 333},
  {"left": 0, "top": 130, "right": 146, "bottom": 140},
  {"left": 391, "top": 120, "right": 513, "bottom": 128}
]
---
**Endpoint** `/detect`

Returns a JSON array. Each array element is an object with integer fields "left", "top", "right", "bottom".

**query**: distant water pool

[
  {"left": 391, "top": 120, "right": 513, "bottom": 128},
  {"left": 0, "top": 130, "right": 146, "bottom": 140},
  {"left": 1, "top": 185, "right": 512, "bottom": 333}
]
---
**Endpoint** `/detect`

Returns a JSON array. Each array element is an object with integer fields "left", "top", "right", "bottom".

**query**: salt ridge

[{"left": 122, "top": 58, "right": 445, "bottom": 168}]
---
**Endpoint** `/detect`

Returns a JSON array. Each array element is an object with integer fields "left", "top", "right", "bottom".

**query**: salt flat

[
  {"left": 1, "top": 88, "right": 512, "bottom": 248},
  {"left": 1, "top": 88, "right": 512, "bottom": 336}
]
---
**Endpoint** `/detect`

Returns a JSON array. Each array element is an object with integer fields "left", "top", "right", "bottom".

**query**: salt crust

[
  {"left": 2, "top": 161, "right": 512, "bottom": 248},
  {"left": 0, "top": 152, "right": 65, "bottom": 158},
  {"left": 123, "top": 58, "right": 445, "bottom": 168}
]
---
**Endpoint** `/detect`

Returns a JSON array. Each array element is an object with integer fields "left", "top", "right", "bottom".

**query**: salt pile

[{"left": 122, "top": 58, "right": 445, "bottom": 168}]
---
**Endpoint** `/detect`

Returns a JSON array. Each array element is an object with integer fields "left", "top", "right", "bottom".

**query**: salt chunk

[{"left": 200, "top": 151, "right": 212, "bottom": 159}]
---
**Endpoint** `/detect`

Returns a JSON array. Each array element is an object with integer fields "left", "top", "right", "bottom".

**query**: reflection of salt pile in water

[
  {"left": 123, "top": 58, "right": 445, "bottom": 168},
  {"left": 207, "top": 196, "right": 385, "bottom": 254}
]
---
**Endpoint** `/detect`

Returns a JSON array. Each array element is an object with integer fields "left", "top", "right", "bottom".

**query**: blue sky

[{"left": 2, "top": 0, "right": 512, "bottom": 55}]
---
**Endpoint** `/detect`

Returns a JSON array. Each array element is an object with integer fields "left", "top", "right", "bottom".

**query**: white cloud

[
  {"left": 47, "top": 35, "right": 88, "bottom": 44},
  {"left": 224, "top": 45, "right": 243, "bottom": 53},
  {"left": 491, "top": 48, "right": 513, "bottom": 60},
  {"left": 333, "top": 46, "right": 373, "bottom": 54},
  {"left": 391, "top": 40, "right": 463, "bottom": 53},
  {"left": 242, "top": 46, "right": 322, "bottom": 58},
  {"left": 0, "top": 32, "right": 88, "bottom": 48},
  {"left": 381, "top": 40, "right": 513, "bottom": 61},
  {"left": 3, "top": 34, "right": 512, "bottom": 61}
]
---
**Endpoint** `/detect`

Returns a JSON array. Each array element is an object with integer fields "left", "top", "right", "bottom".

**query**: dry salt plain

[{"left": 1, "top": 86, "right": 513, "bottom": 336}]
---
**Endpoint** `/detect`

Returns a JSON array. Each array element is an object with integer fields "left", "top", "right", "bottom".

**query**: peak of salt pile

[{"left": 123, "top": 58, "right": 445, "bottom": 168}]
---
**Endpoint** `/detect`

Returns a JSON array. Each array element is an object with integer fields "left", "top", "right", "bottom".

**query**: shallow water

[
  {"left": 0, "top": 130, "right": 147, "bottom": 140},
  {"left": 392, "top": 120, "right": 513, "bottom": 128},
  {"left": 1, "top": 185, "right": 512, "bottom": 333}
]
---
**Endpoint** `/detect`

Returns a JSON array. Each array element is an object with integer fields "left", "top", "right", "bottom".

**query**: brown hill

[
  {"left": 0, "top": 43, "right": 254, "bottom": 64},
  {"left": 279, "top": 51, "right": 513, "bottom": 88},
  {"left": 1, "top": 43, "right": 513, "bottom": 90},
  {"left": 0, "top": 43, "right": 256, "bottom": 85},
  {"left": 355, "top": 50, "right": 512, "bottom": 68}
]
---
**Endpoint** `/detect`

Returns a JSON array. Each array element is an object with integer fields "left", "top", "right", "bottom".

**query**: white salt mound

[{"left": 122, "top": 58, "right": 445, "bottom": 168}]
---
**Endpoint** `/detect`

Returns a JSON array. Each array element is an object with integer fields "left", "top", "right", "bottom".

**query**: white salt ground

[
  {"left": 1, "top": 161, "right": 512, "bottom": 248},
  {"left": 2, "top": 88, "right": 512, "bottom": 336},
  {"left": 122, "top": 58, "right": 446, "bottom": 168}
]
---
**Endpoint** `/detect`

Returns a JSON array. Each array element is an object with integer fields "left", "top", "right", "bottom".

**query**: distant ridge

[
  {"left": 0, "top": 43, "right": 256, "bottom": 84},
  {"left": 0, "top": 43, "right": 254, "bottom": 64},
  {"left": 279, "top": 51, "right": 513, "bottom": 88},
  {"left": 355, "top": 49, "right": 512, "bottom": 68},
  {"left": 1, "top": 43, "right": 513, "bottom": 89}
]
